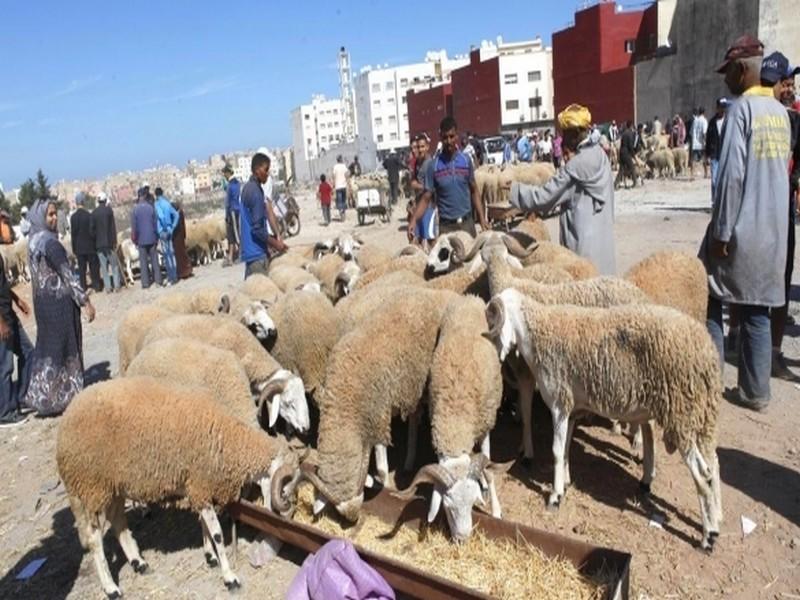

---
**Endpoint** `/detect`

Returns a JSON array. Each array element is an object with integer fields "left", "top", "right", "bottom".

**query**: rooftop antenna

[{"left": 338, "top": 46, "right": 356, "bottom": 142}]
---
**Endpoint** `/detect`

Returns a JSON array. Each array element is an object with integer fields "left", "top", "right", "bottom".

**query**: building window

[
  {"left": 388, "top": 115, "right": 397, "bottom": 124},
  {"left": 377, "top": 134, "right": 384, "bottom": 142},
  {"left": 400, "top": 78, "right": 408, "bottom": 87},
  {"left": 373, "top": 99, "right": 381, "bottom": 107},
  {"left": 386, "top": 82, "right": 394, "bottom": 91},
  {"left": 402, "top": 113, "right": 407, "bottom": 120},
  {"left": 387, "top": 97, "right": 395, "bottom": 104},
  {"left": 320, "top": 136, "right": 327, "bottom": 142},
  {"left": 304, "top": 114, "right": 310, "bottom": 120},
  {"left": 307, "top": 138, "right": 312, "bottom": 146},
  {"left": 624, "top": 39, "right": 635, "bottom": 53},
  {"left": 528, "top": 97, "right": 542, "bottom": 108},
  {"left": 375, "top": 117, "right": 382, "bottom": 126},
  {"left": 371, "top": 83, "right": 381, "bottom": 92},
  {"left": 527, "top": 71, "right": 541, "bottom": 82},
  {"left": 401, "top": 97, "right": 406, "bottom": 104},
  {"left": 506, "top": 99, "right": 520, "bottom": 110},
  {"left": 504, "top": 73, "right": 518, "bottom": 85},
  {"left": 390, "top": 132, "right": 398, "bottom": 140}
]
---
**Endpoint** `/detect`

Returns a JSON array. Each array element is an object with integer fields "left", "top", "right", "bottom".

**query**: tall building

[
  {"left": 338, "top": 47, "right": 356, "bottom": 143},
  {"left": 290, "top": 95, "right": 346, "bottom": 181},
  {"left": 354, "top": 51, "right": 467, "bottom": 153}
]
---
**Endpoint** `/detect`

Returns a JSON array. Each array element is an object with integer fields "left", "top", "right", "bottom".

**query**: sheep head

[
  {"left": 334, "top": 262, "right": 362, "bottom": 298},
  {"left": 313, "top": 239, "right": 335, "bottom": 259},
  {"left": 483, "top": 290, "right": 525, "bottom": 362},
  {"left": 257, "top": 370, "right": 310, "bottom": 434},
  {"left": 425, "top": 235, "right": 465, "bottom": 277},
  {"left": 299, "top": 462, "right": 365, "bottom": 522},
  {"left": 268, "top": 462, "right": 302, "bottom": 518},
  {"left": 239, "top": 300, "right": 277, "bottom": 342},
  {"left": 335, "top": 234, "right": 362, "bottom": 261}
]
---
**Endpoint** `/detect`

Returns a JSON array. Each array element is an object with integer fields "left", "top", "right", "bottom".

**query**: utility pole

[{"left": 338, "top": 47, "right": 356, "bottom": 142}]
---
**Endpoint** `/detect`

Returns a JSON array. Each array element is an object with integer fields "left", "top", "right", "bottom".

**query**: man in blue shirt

[
  {"left": 408, "top": 116, "right": 488, "bottom": 239},
  {"left": 131, "top": 187, "right": 162, "bottom": 289},
  {"left": 516, "top": 128, "right": 532, "bottom": 162},
  {"left": 240, "top": 153, "right": 286, "bottom": 278},
  {"left": 222, "top": 165, "right": 240, "bottom": 267},
  {"left": 154, "top": 187, "right": 179, "bottom": 285}
]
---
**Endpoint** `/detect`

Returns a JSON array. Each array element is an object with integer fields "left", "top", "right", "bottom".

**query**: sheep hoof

[
  {"left": 224, "top": 576, "right": 241, "bottom": 590},
  {"left": 205, "top": 552, "right": 219, "bottom": 567},
  {"left": 106, "top": 589, "right": 122, "bottom": 599},
  {"left": 546, "top": 495, "right": 561, "bottom": 511},
  {"left": 703, "top": 531, "right": 719, "bottom": 553},
  {"left": 131, "top": 559, "right": 149, "bottom": 574}
]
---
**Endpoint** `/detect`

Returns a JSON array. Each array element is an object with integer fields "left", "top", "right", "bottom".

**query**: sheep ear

[
  {"left": 218, "top": 294, "right": 231, "bottom": 314},
  {"left": 427, "top": 489, "right": 443, "bottom": 523},
  {"left": 486, "top": 459, "right": 516, "bottom": 474},
  {"left": 506, "top": 255, "right": 524, "bottom": 270}
]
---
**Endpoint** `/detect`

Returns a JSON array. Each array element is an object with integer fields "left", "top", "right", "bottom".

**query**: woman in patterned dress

[{"left": 23, "top": 199, "right": 95, "bottom": 416}]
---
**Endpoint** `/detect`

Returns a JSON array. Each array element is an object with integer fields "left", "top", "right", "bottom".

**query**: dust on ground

[{"left": 1, "top": 176, "right": 798, "bottom": 599}]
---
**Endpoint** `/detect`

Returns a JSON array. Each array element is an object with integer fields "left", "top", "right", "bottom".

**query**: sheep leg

[
  {"left": 547, "top": 405, "right": 570, "bottom": 510},
  {"left": 403, "top": 410, "right": 421, "bottom": 472},
  {"left": 682, "top": 444, "right": 720, "bottom": 551},
  {"left": 631, "top": 423, "right": 644, "bottom": 455},
  {"left": 481, "top": 434, "right": 502, "bottom": 518},
  {"left": 517, "top": 371, "right": 535, "bottom": 465},
  {"left": 639, "top": 422, "right": 656, "bottom": 495},
  {"left": 200, "top": 507, "right": 240, "bottom": 589},
  {"left": 374, "top": 444, "right": 389, "bottom": 483},
  {"left": 87, "top": 514, "right": 122, "bottom": 599},
  {"left": 107, "top": 496, "right": 148, "bottom": 574},
  {"left": 564, "top": 417, "right": 576, "bottom": 488},
  {"left": 200, "top": 518, "right": 219, "bottom": 567}
]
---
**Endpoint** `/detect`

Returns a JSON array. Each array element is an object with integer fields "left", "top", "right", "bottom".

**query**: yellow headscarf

[{"left": 557, "top": 104, "right": 592, "bottom": 130}]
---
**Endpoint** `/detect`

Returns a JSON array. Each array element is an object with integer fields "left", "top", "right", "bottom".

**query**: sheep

[
  {"left": 672, "top": 147, "right": 689, "bottom": 175},
  {"left": 306, "top": 253, "right": 345, "bottom": 302},
  {"left": 394, "top": 295, "right": 509, "bottom": 541},
  {"left": 57, "top": 377, "right": 298, "bottom": 597},
  {"left": 269, "top": 250, "right": 311, "bottom": 271},
  {"left": 268, "top": 264, "right": 321, "bottom": 293},
  {"left": 126, "top": 339, "right": 284, "bottom": 429},
  {"left": 350, "top": 253, "right": 427, "bottom": 291},
  {"left": 353, "top": 243, "right": 394, "bottom": 272},
  {"left": 509, "top": 215, "right": 551, "bottom": 244},
  {"left": 333, "top": 260, "right": 363, "bottom": 298},
  {"left": 139, "top": 314, "right": 309, "bottom": 434},
  {"left": 118, "top": 238, "right": 139, "bottom": 285},
  {"left": 267, "top": 290, "right": 341, "bottom": 396},
  {"left": 496, "top": 162, "right": 556, "bottom": 203},
  {"left": 483, "top": 290, "right": 723, "bottom": 550},
  {"left": 519, "top": 240, "right": 599, "bottom": 279},
  {"left": 646, "top": 149, "right": 676, "bottom": 179},
  {"left": 239, "top": 273, "right": 282, "bottom": 304},
  {"left": 299, "top": 289, "right": 459, "bottom": 521},
  {"left": 117, "top": 304, "right": 174, "bottom": 374},
  {"left": 425, "top": 231, "right": 476, "bottom": 276},
  {"left": 313, "top": 233, "right": 363, "bottom": 261},
  {"left": 185, "top": 219, "right": 213, "bottom": 265},
  {"left": 335, "top": 272, "right": 425, "bottom": 334},
  {"left": 153, "top": 287, "right": 277, "bottom": 341},
  {"left": 624, "top": 250, "right": 708, "bottom": 324},
  {"left": 425, "top": 262, "right": 489, "bottom": 299}
]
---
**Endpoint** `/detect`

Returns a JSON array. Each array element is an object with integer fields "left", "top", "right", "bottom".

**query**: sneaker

[
  {"left": 723, "top": 387, "right": 769, "bottom": 412},
  {"left": 771, "top": 350, "right": 798, "bottom": 381},
  {"left": 0, "top": 411, "right": 30, "bottom": 427}
]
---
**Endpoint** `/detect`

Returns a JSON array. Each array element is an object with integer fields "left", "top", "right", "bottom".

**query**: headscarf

[
  {"left": 558, "top": 104, "right": 592, "bottom": 130},
  {"left": 28, "top": 198, "right": 58, "bottom": 259}
]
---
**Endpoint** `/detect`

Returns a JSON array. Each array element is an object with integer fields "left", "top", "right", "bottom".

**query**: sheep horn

[
  {"left": 258, "top": 377, "right": 287, "bottom": 428},
  {"left": 483, "top": 298, "right": 506, "bottom": 341},
  {"left": 299, "top": 462, "right": 339, "bottom": 505},
  {"left": 502, "top": 234, "right": 534, "bottom": 258},
  {"left": 398, "top": 245, "right": 421, "bottom": 257},
  {"left": 468, "top": 453, "right": 490, "bottom": 481},
  {"left": 449, "top": 236, "right": 466, "bottom": 264},
  {"left": 461, "top": 232, "right": 491, "bottom": 262},
  {"left": 270, "top": 463, "right": 298, "bottom": 517},
  {"left": 391, "top": 464, "right": 456, "bottom": 500},
  {"left": 218, "top": 294, "right": 231, "bottom": 314}
]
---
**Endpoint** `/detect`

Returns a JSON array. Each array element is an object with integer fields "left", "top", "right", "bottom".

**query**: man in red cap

[{"left": 701, "top": 36, "right": 792, "bottom": 411}]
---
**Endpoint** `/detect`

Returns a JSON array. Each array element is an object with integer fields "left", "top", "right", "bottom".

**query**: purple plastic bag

[{"left": 286, "top": 539, "right": 395, "bottom": 600}]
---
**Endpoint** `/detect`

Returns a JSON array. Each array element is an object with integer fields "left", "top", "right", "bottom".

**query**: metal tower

[{"left": 338, "top": 46, "right": 356, "bottom": 142}]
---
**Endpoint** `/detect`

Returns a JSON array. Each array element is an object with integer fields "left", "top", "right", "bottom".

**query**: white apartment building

[
  {"left": 290, "top": 95, "right": 346, "bottom": 181},
  {"left": 354, "top": 51, "right": 468, "bottom": 153},
  {"left": 479, "top": 37, "right": 554, "bottom": 128}
]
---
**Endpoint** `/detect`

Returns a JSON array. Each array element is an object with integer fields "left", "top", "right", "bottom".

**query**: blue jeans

[
  {"left": 0, "top": 315, "right": 33, "bottom": 418},
  {"left": 160, "top": 233, "right": 177, "bottom": 283},
  {"left": 335, "top": 189, "right": 347, "bottom": 215},
  {"left": 97, "top": 248, "right": 122, "bottom": 291},
  {"left": 245, "top": 257, "right": 269, "bottom": 279},
  {"left": 710, "top": 159, "right": 720, "bottom": 201},
  {"left": 707, "top": 297, "right": 771, "bottom": 401}
]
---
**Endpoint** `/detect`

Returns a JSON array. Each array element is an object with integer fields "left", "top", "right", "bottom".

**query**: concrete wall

[
  {"left": 302, "top": 137, "right": 378, "bottom": 183},
  {"left": 759, "top": 0, "right": 800, "bottom": 60}
]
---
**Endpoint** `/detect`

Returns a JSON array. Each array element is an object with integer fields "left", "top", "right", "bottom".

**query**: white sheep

[
  {"left": 306, "top": 253, "right": 346, "bottom": 302},
  {"left": 484, "top": 290, "right": 723, "bottom": 550},
  {"left": 425, "top": 231, "right": 476, "bottom": 276},
  {"left": 57, "top": 377, "right": 297, "bottom": 598},
  {"left": 239, "top": 273, "right": 282, "bottom": 305},
  {"left": 268, "top": 264, "right": 321, "bottom": 293}
]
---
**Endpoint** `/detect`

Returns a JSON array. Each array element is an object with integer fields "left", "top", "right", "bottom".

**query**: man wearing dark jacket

[
  {"left": 131, "top": 187, "right": 162, "bottom": 289},
  {"left": 70, "top": 192, "right": 100, "bottom": 291},
  {"left": 92, "top": 192, "right": 122, "bottom": 293},
  {"left": 382, "top": 150, "right": 403, "bottom": 205},
  {"left": 705, "top": 97, "right": 730, "bottom": 199},
  {"left": 615, "top": 121, "right": 640, "bottom": 189}
]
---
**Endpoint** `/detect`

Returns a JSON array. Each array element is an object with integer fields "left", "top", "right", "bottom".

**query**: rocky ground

[{"left": 0, "top": 175, "right": 798, "bottom": 599}]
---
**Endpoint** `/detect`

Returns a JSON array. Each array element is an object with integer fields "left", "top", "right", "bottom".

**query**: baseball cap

[
  {"left": 716, "top": 34, "right": 765, "bottom": 73},
  {"left": 761, "top": 51, "right": 800, "bottom": 84},
  {"left": 716, "top": 97, "right": 731, "bottom": 107}
]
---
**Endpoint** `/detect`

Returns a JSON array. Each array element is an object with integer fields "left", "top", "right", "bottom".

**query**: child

[{"left": 318, "top": 174, "right": 332, "bottom": 226}]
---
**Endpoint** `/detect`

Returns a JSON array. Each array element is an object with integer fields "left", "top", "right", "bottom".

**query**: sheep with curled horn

[{"left": 424, "top": 231, "right": 476, "bottom": 276}]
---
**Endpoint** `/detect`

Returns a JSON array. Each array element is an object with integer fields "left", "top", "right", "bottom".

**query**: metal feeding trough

[{"left": 229, "top": 487, "right": 631, "bottom": 600}]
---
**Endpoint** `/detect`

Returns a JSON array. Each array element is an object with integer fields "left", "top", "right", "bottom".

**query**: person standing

[
  {"left": 383, "top": 150, "right": 403, "bottom": 206},
  {"left": 538, "top": 131, "right": 553, "bottom": 163},
  {"left": 70, "top": 193, "right": 100, "bottom": 292},
  {"left": 19, "top": 206, "right": 31, "bottom": 238},
  {"left": 23, "top": 199, "right": 95, "bottom": 416},
  {"left": 348, "top": 156, "right": 362, "bottom": 177},
  {"left": 240, "top": 153, "right": 286, "bottom": 278},
  {"left": 652, "top": 115, "right": 663, "bottom": 136},
  {"left": 516, "top": 128, "right": 532, "bottom": 162},
  {"left": 761, "top": 51, "right": 800, "bottom": 379},
  {"left": 701, "top": 35, "right": 791, "bottom": 412},
  {"left": 172, "top": 199, "right": 193, "bottom": 280},
  {"left": 154, "top": 187, "right": 179, "bottom": 285},
  {"left": 92, "top": 192, "right": 122, "bottom": 293},
  {"left": 504, "top": 104, "right": 616, "bottom": 275},
  {"left": 222, "top": 165, "right": 240, "bottom": 267},
  {"left": 0, "top": 225, "right": 32, "bottom": 426},
  {"left": 408, "top": 116, "right": 488, "bottom": 238},
  {"left": 691, "top": 107, "right": 709, "bottom": 178},
  {"left": 705, "top": 98, "right": 730, "bottom": 199},
  {"left": 410, "top": 133, "right": 437, "bottom": 250},
  {"left": 318, "top": 174, "right": 332, "bottom": 226},
  {"left": 553, "top": 132, "right": 564, "bottom": 168},
  {"left": 669, "top": 114, "right": 686, "bottom": 148},
  {"left": 130, "top": 187, "right": 161, "bottom": 289},
  {"left": 616, "top": 121, "right": 638, "bottom": 189},
  {"left": 332, "top": 155, "right": 349, "bottom": 221}
]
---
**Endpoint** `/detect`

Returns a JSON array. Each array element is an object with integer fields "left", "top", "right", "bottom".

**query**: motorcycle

[{"left": 274, "top": 193, "right": 301, "bottom": 238}]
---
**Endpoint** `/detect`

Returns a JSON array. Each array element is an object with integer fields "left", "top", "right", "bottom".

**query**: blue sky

[{"left": 0, "top": 1, "right": 635, "bottom": 188}]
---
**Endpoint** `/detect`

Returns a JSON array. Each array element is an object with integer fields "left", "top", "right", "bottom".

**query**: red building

[
  {"left": 553, "top": 1, "right": 657, "bottom": 125},
  {"left": 407, "top": 83, "right": 452, "bottom": 148},
  {"left": 450, "top": 49, "right": 502, "bottom": 137}
]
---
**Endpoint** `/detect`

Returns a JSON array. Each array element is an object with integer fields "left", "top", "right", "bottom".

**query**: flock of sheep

[{"left": 55, "top": 221, "right": 724, "bottom": 598}]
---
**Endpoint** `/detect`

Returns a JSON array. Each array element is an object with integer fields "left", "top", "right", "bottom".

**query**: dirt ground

[{"left": 1, "top": 175, "right": 798, "bottom": 599}]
